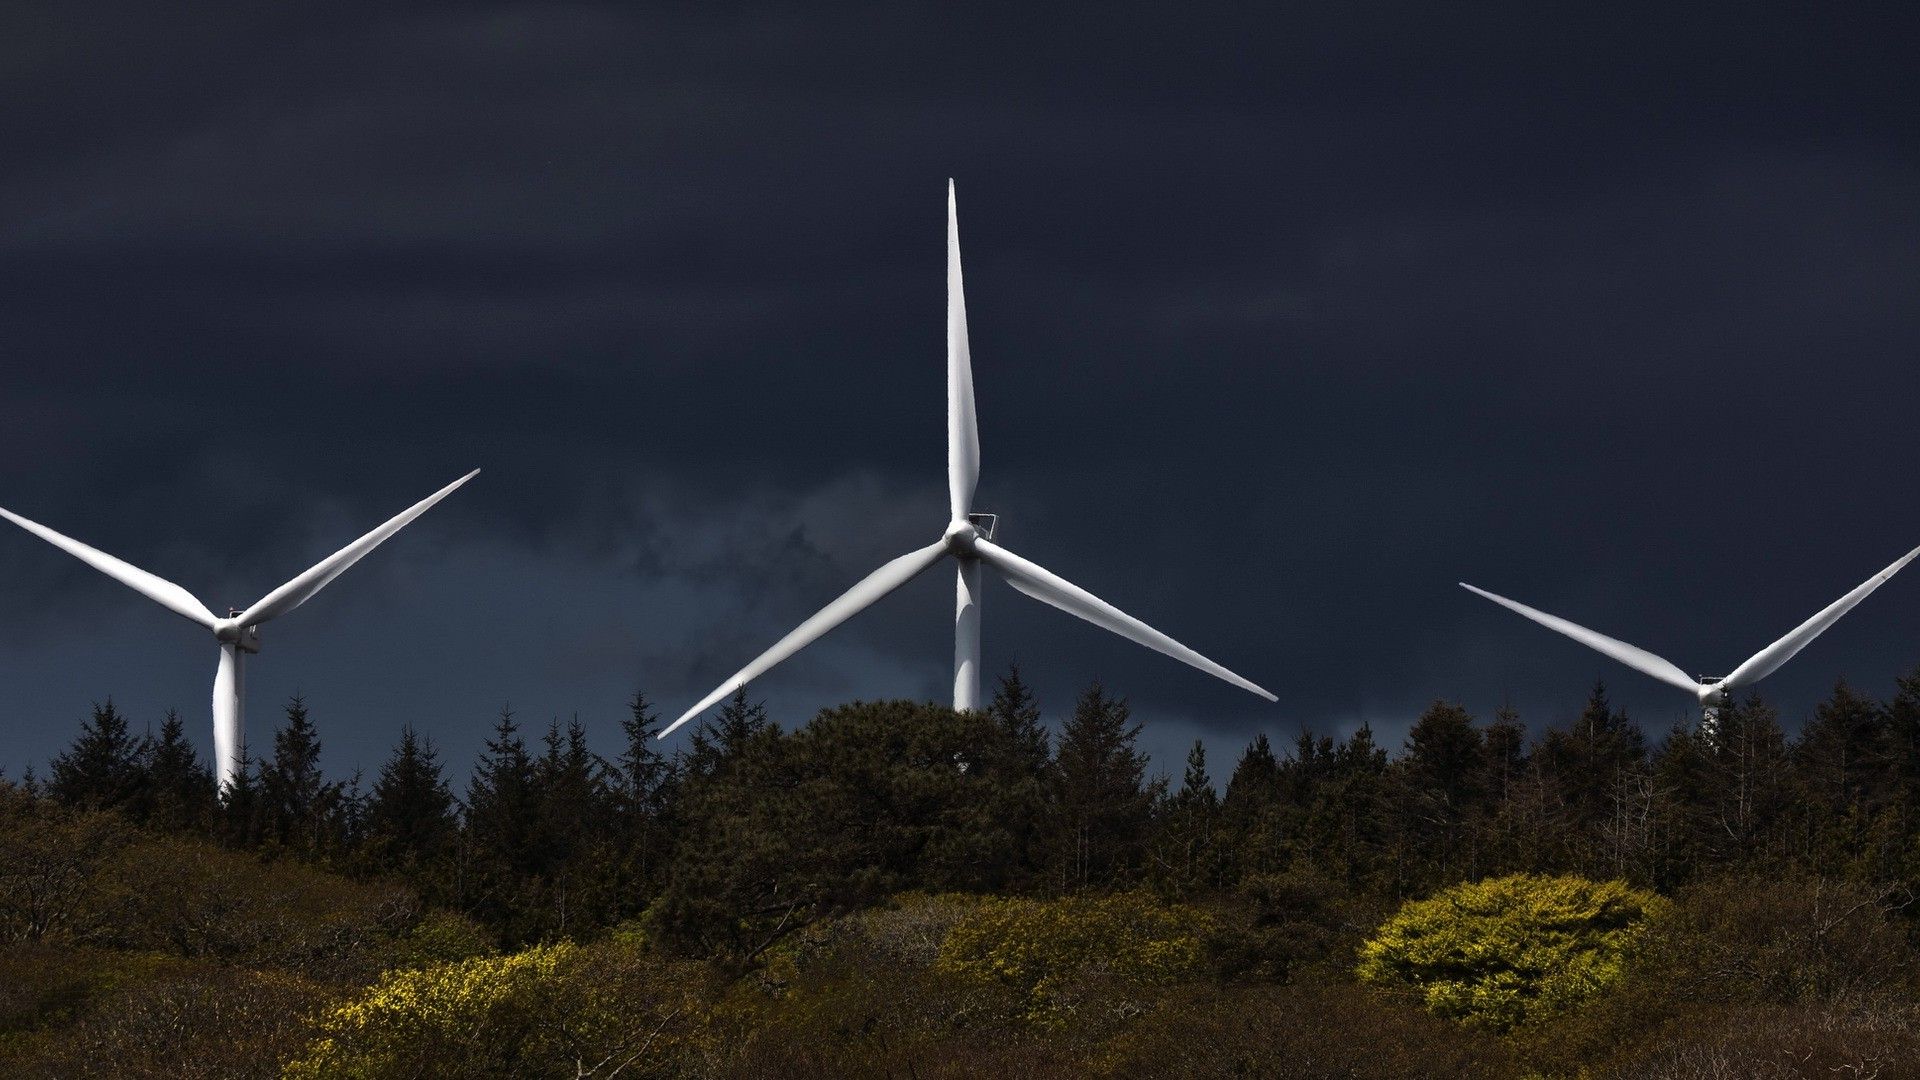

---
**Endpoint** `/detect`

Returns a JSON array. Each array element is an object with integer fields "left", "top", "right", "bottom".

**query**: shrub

[
  {"left": 285, "top": 938, "right": 712, "bottom": 1079},
  {"left": 1100, "top": 981, "right": 1518, "bottom": 1079},
  {"left": 935, "top": 891, "right": 1211, "bottom": 1027},
  {"left": 1356, "top": 873, "right": 1665, "bottom": 1030},
  {"left": 27, "top": 966, "right": 322, "bottom": 1079},
  {"left": 1639, "top": 872, "right": 1915, "bottom": 1009},
  {"left": 1515, "top": 872, "right": 1920, "bottom": 1075},
  {"left": 1206, "top": 867, "right": 1375, "bottom": 983}
]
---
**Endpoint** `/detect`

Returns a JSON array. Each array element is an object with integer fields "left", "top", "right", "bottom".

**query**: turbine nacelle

[
  {"left": 1695, "top": 677, "right": 1728, "bottom": 707},
  {"left": 213, "top": 612, "right": 262, "bottom": 654}
]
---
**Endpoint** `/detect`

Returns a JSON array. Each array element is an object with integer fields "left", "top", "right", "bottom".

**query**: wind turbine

[
  {"left": 660, "top": 182, "right": 1275, "bottom": 739},
  {"left": 0, "top": 469, "right": 478, "bottom": 791},
  {"left": 1460, "top": 540, "right": 1920, "bottom": 726}
]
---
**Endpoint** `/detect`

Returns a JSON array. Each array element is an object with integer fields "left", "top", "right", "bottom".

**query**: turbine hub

[
  {"left": 214, "top": 611, "right": 263, "bottom": 654},
  {"left": 1695, "top": 678, "right": 1727, "bottom": 706},
  {"left": 943, "top": 519, "right": 980, "bottom": 556}
]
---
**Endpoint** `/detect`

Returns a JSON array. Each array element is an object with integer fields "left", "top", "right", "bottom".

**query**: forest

[{"left": 5, "top": 664, "right": 1920, "bottom": 1077}]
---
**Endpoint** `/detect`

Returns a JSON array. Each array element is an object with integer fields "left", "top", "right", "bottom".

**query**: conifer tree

[
  {"left": 989, "top": 663, "right": 1049, "bottom": 775},
  {"left": 49, "top": 699, "right": 148, "bottom": 811},
  {"left": 219, "top": 738, "right": 261, "bottom": 847},
  {"left": 682, "top": 690, "right": 768, "bottom": 781},
  {"left": 261, "top": 695, "right": 344, "bottom": 856},
  {"left": 363, "top": 724, "right": 456, "bottom": 876},
  {"left": 1402, "top": 701, "right": 1486, "bottom": 881},
  {"left": 463, "top": 706, "right": 540, "bottom": 939},
  {"left": 144, "top": 708, "right": 215, "bottom": 831},
  {"left": 983, "top": 665, "right": 1051, "bottom": 884},
  {"left": 1482, "top": 703, "right": 1528, "bottom": 804},
  {"left": 1050, "top": 682, "right": 1154, "bottom": 891},
  {"left": 1223, "top": 732, "right": 1279, "bottom": 821},
  {"left": 615, "top": 692, "right": 675, "bottom": 905},
  {"left": 1153, "top": 739, "right": 1222, "bottom": 892},
  {"left": 1795, "top": 678, "right": 1886, "bottom": 814}
]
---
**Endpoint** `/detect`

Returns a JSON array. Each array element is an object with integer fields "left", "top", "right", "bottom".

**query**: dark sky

[{"left": 3, "top": 3, "right": 1918, "bottom": 785}]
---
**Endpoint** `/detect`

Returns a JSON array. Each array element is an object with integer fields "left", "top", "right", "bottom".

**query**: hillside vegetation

[{"left": 6, "top": 668, "right": 1920, "bottom": 1076}]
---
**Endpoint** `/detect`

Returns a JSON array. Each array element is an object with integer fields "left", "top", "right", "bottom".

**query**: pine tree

[
  {"left": 363, "top": 725, "right": 456, "bottom": 876},
  {"left": 984, "top": 665, "right": 1052, "bottom": 885},
  {"left": 48, "top": 699, "right": 147, "bottom": 811},
  {"left": 618, "top": 692, "right": 673, "bottom": 819},
  {"left": 1482, "top": 703, "right": 1528, "bottom": 804},
  {"left": 989, "top": 663, "right": 1049, "bottom": 776},
  {"left": 531, "top": 716, "right": 615, "bottom": 935},
  {"left": 1223, "top": 732, "right": 1280, "bottom": 822},
  {"left": 1795, "top": 678, "right": 1886, "bottom": 814},
  {"left": 1793, "top": 679, "right": 1888, "bottom": 871},
  {"left": 1050, "top": 682, "right": 1154, "bottom": 891},
  {"left": 463, "top": 706, "right": 540, "bottom": 940},
  {"left": 219, "top": 738, "right": 262, "bottom": 847},
  {"left": 1884, "top": 668, "right": 1920, "bottom": 832},
  {"left": 144, "top": 708, "right": 215, "bottom": 831},
  {"left": 615, "top": 692, "right": 676, "bottom": 906},
  {"left": 1402, "top": 701, "right": 1486, "bottom": 882},
  {"left": 261, "top": 695, "right": 344, "bottom": 856},
  {"left": 682, "top": 690, "right": 768, "bottom": 781},
  {"left": 1537, "top": 682, "right": 1648, "bottom": 874},
  {"left": 1153, "top": 739, "right": 1222, "bottom": 892}
]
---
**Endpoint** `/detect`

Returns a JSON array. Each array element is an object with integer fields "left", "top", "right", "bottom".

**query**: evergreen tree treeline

[{"left": 27, "top": 670, "right": 1920, "bottom": 953}]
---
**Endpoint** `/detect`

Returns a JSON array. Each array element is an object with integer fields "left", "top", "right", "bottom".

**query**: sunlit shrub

[
  {"left": 381, "top": 909, "right": 492, "bottom": 971},
  {"left": 1356, "top": 873, "right": 1665, "bottom": 1030},
  {"left": 284, "top": 937, "right": 712, "bottom": 1079},
  {"left": 935, "top": 891, "right": 1211, "bottom": 1027},
  {"left": 285, "top": 943, "right": 575, "bottom": 1078}
]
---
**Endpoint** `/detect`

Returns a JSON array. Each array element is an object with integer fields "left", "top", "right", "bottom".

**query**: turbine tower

[
  {"left": 1460, "top": 540, "right": 1920, "bottom": 726},
  {"left": 0, "top": 469, "right": 478, "bottom": 791},
  {"left": 660, "top": 183, "right": 1274, "bottom": 739}
]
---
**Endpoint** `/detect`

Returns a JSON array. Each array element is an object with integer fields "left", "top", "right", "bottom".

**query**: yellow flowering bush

[
  {"left": 285, "top": 943, "right": 575, "bottom": 1078},
  {"left": 282, "top": 936, "right": 713, "bottom": 1079},
  {"left": 934, "top": 892, "right": 1211, "bottom": 1027},
  {"left": 1356, "top": 873, "right": 1666, "bottom": 1030}
]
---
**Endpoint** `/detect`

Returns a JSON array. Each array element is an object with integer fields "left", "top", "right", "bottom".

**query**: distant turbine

[
  {"left": 1461, "top": 540, "right": 1920, "bottom": 724},
  {"left": 0, "top": 470, "right": 478, "bottom": 791},
  {"left": 660, "top": 183, "right": 1274, "bottom": 739}
]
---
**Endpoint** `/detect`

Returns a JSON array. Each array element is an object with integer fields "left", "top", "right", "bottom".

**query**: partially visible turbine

[
  {"left": 660, "top": 182, "right": 1274, "bottom": 739},
  {"left": 1461, "top": 540, "right": 1920, "bottom": 725},
  {"left": 0, "top": 469, "right": 479, "bottom": 791}
]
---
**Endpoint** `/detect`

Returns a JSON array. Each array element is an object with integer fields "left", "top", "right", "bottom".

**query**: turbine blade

[
  {"left": 661, "top": 540, "right": 951, "bottom": 738},
  {"left": 0, "top": 504, "right": 216, "bottom": 628},
  {"left": 947, "top": 180, "right": 980, "bottom": 521},
  {"left": 1724, "top": 541, "right": 1920, "bottom": 690},
  {"left": 1459, "top": 582, "right": 1700, "bottom": 694},
  {"left": 972, "top": 538, "right": 1277, "bottom": 702},
  {"left": 237, "top": 469, "right": 479, "bottom": 626}
]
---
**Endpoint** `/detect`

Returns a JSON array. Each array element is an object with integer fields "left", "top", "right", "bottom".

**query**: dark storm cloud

[{"left": 3, "top": 1, "right": 1919, "bottom": 781}]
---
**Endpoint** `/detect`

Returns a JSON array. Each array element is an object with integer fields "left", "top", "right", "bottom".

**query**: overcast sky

[{"left": 3, "top": 3, "right": 1918, "bottom": 785}]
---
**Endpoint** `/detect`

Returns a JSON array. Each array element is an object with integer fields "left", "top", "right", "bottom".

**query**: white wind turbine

[
  {"left": 660, "top": 182, "right": 1275, "bottom": 739},
  {"left": 1461, "top": 540, "right": 1920, "bottom": 725},
  {"left": 0, "top": 469, "right": 478, "bottom": 791}
]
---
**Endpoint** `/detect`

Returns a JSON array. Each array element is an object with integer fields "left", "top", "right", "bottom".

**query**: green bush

[
  {"left": 1356, "top": 873, "right": 1665, "bottom": 1030},
  {"left": 1513, "top": 872, "right": 1920, "bottom": 1076}
]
